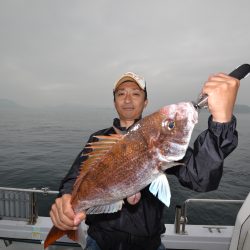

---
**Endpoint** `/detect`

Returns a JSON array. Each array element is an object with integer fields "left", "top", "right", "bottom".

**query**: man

[{"left": 50, "top": 71, "right": 239, "bottom": 250}]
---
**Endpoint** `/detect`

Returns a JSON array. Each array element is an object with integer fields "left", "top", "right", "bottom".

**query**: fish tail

[{"left": 43, "top": 226, "right": 77, "bottom": 249}]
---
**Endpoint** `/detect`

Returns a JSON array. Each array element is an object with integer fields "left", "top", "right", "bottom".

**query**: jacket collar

[{"left": 113, "top": 117, "right": 141, "bottom": 134}]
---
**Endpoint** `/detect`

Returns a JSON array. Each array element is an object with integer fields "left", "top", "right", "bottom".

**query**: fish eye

[
  {"left": 162, "top": 119, "right": 175, "bottom": 131},
  {"left": 168, "top": 121, "right": 175, "bottom": 130}
]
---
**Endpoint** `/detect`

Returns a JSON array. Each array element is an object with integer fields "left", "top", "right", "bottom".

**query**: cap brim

[{"left": 114, "top": 76, "right": 145, "bottom": 91}]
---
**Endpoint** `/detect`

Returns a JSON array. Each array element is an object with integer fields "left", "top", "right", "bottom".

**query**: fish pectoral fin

[
  {"left": 149, "top": 174, "right": 171, "bottom": 207},
  {"left": 86, "top": 200, "right": 124, "bottom": 214}
]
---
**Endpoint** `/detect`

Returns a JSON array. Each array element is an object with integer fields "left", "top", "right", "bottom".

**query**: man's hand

[
  {"left": 202, "top": 73, "right": 240, "bottom": 122},
  {"left": 50, "top": 194, "right": 86, "bottom": 230},
  {"left": 127, "top": 192, "right": 141, "bottom": 205}
]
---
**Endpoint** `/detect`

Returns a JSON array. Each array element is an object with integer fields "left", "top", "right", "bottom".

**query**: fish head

[{"left": 156, "top": 102, "right": 198, "bottom": 162}]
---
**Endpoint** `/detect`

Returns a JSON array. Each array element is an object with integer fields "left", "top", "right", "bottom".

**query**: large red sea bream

[{"left": 44, "top": 101, "right": 198, "bottom": 249}]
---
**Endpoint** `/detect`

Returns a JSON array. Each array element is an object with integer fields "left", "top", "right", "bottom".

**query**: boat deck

[
  {"left": 0, "top": 216, "right": 234, "bottom": 250},
  {"left": 1, "top": 187, "right": 249, "bottom": 250}
]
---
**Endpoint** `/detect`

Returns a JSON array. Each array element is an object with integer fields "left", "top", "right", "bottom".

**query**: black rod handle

[{"left": 228, "top": 64, "right": 250, "bottom": 80}]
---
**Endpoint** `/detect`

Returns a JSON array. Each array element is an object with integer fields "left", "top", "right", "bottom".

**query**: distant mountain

[
  {"left": 234, "top": 104, "right": 250, "bottom": 113},
  {"left": 51, "top": 103, "right": 113, "bottom": 110},
  {"left": 0, "top": 99, "right": 22, "bottom": 108},
  {"left": 0, "top": 100, "right": 114, "bottom": 113}
]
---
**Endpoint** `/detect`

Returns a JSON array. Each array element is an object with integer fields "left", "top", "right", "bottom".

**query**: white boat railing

[
  {"left": 0, "top": 186, "right": 58, "bottom": 224},
  {"left": 0, "top": 187, "right": 59, "bottom": 195},
  {"left": 1, "top": 187, "right": 249, "bottom": 250},
  {"left": 175, "top": 198, "right": 244, "bottom": 234},
  {"left": 0, "top": 186, "right": 245, "bottom": 235}
]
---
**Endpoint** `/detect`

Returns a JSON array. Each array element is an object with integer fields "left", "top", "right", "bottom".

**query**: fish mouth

[
  {"left": 190, "top": 104, "right": 199, "bottom": 124},
  {"left": 181, "top": 102, "right": 198, "bottom": 124}
]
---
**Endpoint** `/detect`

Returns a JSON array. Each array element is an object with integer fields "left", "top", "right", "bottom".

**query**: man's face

[{"left": 114, "top": 81, "right": 148, "bottom": 121}]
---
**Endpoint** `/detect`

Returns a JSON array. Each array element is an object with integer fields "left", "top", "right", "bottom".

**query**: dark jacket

[{"left": 59, "top": 116, "right": 238, "bottom": 250}]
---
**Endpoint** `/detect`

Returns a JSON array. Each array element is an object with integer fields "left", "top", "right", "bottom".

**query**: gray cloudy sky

[{"left": 0, "top": 0, "right": 249, "bottom": 110}]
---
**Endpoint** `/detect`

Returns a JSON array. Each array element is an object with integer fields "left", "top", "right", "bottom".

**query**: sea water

[{"left": 0, "top": 107, "right": 249, "bottom": 225}]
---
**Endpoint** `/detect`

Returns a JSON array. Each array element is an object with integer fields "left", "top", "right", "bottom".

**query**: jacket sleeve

[{"left": 166, "top": 115, "right": 238, "bottom": 192}]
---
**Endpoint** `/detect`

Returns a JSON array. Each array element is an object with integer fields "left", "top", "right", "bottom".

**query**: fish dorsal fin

[
  {"left": 94, "top": 134, "right": 123, "bottom": 139},
  {"left": 72, "top": 134, "right": 124, "bottom": 193},
  {"left": 149, "top": 173, "right": 171, "bottom": 207},
  {"left": 83, "top": 134, "right": 123, "bottom": 158},
  {"left": 86, "top": 200, "right": 124, "bottom": 214}
]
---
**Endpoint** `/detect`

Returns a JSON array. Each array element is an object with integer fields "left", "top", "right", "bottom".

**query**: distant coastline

[
  {"left": 233, "top": 104, "right": 250, "bottom": 114},
  {"left": 0, "top": 98, "right": 250, "bottom": 114}
]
